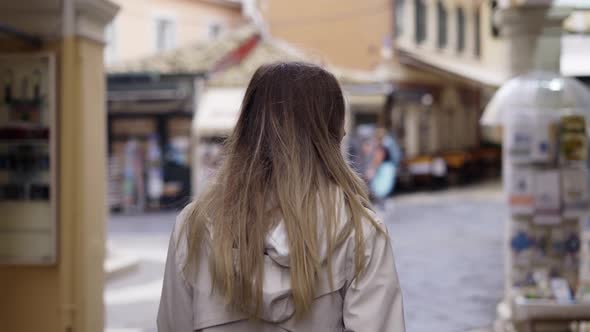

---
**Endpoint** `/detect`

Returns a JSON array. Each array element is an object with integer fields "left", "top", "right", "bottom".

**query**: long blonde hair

[{"left": 183, "top": 62, "right": 380, "bottom": 318}]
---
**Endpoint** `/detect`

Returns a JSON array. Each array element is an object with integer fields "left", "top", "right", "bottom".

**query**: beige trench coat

[{"left": 158, "top": 204, "right": 405, "bottom": 332}]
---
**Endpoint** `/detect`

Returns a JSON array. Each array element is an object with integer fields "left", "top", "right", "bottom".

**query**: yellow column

[{"left": 60, "top": 35, "right": 109, "bottom": 332}]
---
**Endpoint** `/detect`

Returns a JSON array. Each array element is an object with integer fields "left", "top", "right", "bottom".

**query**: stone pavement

[
  {"left": 105, "top": 181, "right": 505, "bottom": 332},
  {"left": 105, "top": 212, "right": 174, "bottom": 332},
  {"left": 386, "top": 182, "right": 504, "bottom": 332}
]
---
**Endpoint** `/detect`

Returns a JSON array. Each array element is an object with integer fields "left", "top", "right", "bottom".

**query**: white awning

[
  {"left": 554, "top": 0, "right": 590, "bottom": 9},
  {"left": 192, "top": 87, "right": 246, "bottom": 138},
  {"left": 345, "top": 94, "right": 387, "bottom": 110}
]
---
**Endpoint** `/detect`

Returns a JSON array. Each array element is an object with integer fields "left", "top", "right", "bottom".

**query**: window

[
  {"left": 490, "top": 0, "right": 500, "bottom": 37},
  {"left": 154, "top": 17, "right": 176, "bottom": 52},
  {"left": 209, "top": 23, "right": 222, "bottom": 39},
  {"left": 104, "top": 21, "right": 117, "bottom": 64},
  {"left": 437, "top": 1, "right": 448, "bottom": 49},
  {"left": 395, "top": 0, "right": 405, "bottom": 37},
  {"left": 415, "top": 0, "right": 426, "bottom": 44},
  {"left": 475, "top": 10, "right": 481, "bottom": 57},
  {"left": 456, "top": 7, "right": 465, "bottom": 52}
]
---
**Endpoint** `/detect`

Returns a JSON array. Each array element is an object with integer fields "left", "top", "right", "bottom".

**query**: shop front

[
  {"left": 107, "top": 73, "right": 201, "bottom": 212},
  {"left": 191, "top": 87, "right": 245, "bottom": 195},
  {"left": 191, "top": 85, "right": 391, "bottom": 195}
]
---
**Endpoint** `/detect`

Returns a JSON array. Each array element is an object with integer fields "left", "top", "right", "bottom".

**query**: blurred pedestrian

[
  {"left": 346, "top": 132, "right": 362, "bottom": 173},
  {"left": 365, "top": 127, "right": 399, "bottom": 210},
  {"left": 146, "top": 134, "right": 163, "bottom": 210},
  {"left": 122, "top": 138, "right": 145, "bottom": 212},
  {"left": 359, "top": 137, "right": 374, "bottom": 180},
  {"left": 158, "top": 62, "right": 405, "bottom": 332}
]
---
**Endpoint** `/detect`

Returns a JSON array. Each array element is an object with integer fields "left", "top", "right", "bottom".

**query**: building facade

[
  {"left": 395, "top": 0, "right": 508, "bottom": 86},
  {"left": 393, "top": 0, "right": 590, "bottom": 152},
  {"left": 389, "top": 0, "right": 499, "bottom": 162},
  {"left": 240, "top": 0, "right": 501, "bottom": 186},
  {"left": 257, "top": 0, "right": 393, "bottom": 70},
  {"left": 394, "top": 0, "right": 590, "bottom": 87},
  {"left": 104, "top": 0, "right": 247, "bottom": 212},
  {"left": 105, "top": 0, "right": 244, "bottom": 65}
]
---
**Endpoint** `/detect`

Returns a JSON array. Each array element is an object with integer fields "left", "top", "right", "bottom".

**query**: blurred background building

[
  {"left": 103, "top": 0, "right": 508, "bottom": 213},
  {"left": 257, "top": 0, "right": 393, "bottom": 70},
  {"left": 105, "top": 0, "right": 245, "bottom": 212},
  {"left": 100, "top": 0, "right": 590, "bottom": 213},
  {"left": 104, "top": 0, "right": 244, "bottom": 65}
]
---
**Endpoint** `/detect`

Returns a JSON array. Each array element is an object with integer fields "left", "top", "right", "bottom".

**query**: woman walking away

[{"left": 158, "top": 62, "right": 405, "bottom": 332}]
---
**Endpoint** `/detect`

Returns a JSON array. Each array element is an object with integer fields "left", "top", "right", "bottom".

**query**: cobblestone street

[
  {"left": 389, "top": 182, "right": 504, "bottom": 332},
  {"left": 105, "top": 181, "right": 506, "bottom": 332}
]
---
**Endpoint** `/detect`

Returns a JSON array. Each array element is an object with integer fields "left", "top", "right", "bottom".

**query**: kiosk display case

[
  {"left": 0, "top": 53, "right": 57, "bottom": 265},
  {"left": 482, "top": 71, "right": 590, "bottom": 327}
]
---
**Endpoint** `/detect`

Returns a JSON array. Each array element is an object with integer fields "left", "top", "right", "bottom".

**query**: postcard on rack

[
  {"left": 562, "top": 166, "right": 590, "bottom": 217},
  {"left": 533, "top": 170, "right": 561, "bottom": 225},
  {"left": 507, "top": 166, "right": 534, "bottom": 215}
]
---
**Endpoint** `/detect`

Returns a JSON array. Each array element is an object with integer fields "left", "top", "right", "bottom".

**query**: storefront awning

[
  {"left": 192, "top": 87, "right": 245, "bottom": 138},
  {"left": 192, "top": 86, "right": 391, "bottom": 139},
  {"left": 345, "top": 94, "right": 387, "bottom": 110}
]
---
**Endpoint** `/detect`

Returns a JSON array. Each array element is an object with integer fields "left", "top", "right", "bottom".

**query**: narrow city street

[{"left": 105, "top": 181, "right": 506, "bottom": 332}]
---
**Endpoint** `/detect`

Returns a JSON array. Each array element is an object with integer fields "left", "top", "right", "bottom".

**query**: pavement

[
  {"left": 105, "top": 212, "right": 175, "bottom": 332},
  {"left": 105, "top": 181, "right": 505, "bottom": 332}
]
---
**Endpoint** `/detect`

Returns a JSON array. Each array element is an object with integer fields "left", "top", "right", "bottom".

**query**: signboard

[{"left": 0, "top": 53, "right": 57, "bottom": 265}]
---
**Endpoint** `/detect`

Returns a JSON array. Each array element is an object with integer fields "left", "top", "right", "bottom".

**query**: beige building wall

[
  {"left": 395, "top": 0, "right": 579, "bottom": 85},
  {"left": 107, "top": 0, "right": 244, "bottom": 64},
  {"left": 396, "top": 0, "right": 509, "bottom": 87},
  {"left": 258, "top": 0, "right": 393, "bottom": 70},
  {"left": 479, "top": 1, "right": 509, "bottom": 74}
]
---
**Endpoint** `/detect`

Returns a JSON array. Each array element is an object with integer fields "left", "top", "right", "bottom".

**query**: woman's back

[
  {"left": 157, "top": 62, "right": 405, "bottom": 331},
  {"left": 158, "top": 201, "right": 404, "bottom": 331}
]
